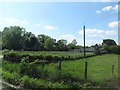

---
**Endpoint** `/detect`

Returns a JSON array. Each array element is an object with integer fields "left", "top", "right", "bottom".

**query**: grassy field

[
  {"left": 2, "top": 52, "right": 119, "bottom": 88},
  {"left": 45, "top": 54, "right": 118, "bottom": 81}
]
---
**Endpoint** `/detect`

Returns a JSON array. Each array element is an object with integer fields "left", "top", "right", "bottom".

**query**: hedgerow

[{"left": 3, "top": 50, "right": 96, "bottom": 63}]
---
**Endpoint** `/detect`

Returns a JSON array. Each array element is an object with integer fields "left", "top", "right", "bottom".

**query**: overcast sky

[{"left": 0, "top": 1, "right": 119, "bottom": 46}]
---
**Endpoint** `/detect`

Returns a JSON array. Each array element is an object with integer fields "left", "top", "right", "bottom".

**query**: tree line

[
  {"left": 1, "top": 26, "right": 81, "bottom": 51},
  {"left": 1, "top": 26, "right": 119, "bottom": 54}
]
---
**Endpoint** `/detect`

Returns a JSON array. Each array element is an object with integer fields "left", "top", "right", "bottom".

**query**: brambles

[{"left": 3, "top": 50, "right": 95, "bottom": 63}]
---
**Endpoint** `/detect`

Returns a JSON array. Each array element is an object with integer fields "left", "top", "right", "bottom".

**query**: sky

[{"left": 0, "top": 2, "right": 119, "bottom": 46}]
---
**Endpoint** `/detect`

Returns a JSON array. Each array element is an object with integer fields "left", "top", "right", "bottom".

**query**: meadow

[{"left": 2, "top": 51, "right": 119, "bottom": 89}]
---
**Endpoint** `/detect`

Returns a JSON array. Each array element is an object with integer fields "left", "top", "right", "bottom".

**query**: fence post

[
  {"left": 85, "top": 62, "right": 88, "bottom": 79},
  {"left": 57, "top": 60, "right": 62, "bottom": 70},
  {"left": 112, "top": 64, "right": 114, "bottom": 75}
]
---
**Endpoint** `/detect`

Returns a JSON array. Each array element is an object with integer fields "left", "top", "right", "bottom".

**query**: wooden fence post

[
  {"left": 112, "top": 64, "right": 114, "bottom": 75},
  {"left": 85, "top": 62, "right": 88, "bottom": 79},
  {"left": 57, "top": 60, "right": 62, "bottom": 70}
]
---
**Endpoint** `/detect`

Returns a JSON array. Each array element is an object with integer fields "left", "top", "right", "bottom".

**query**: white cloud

[
  {"left": 102, "top": 5, "right": 118, "bottom": 12},
  {"left": 108, "top": 21, "right": 119, "bottom": 28},
  {"left": 113, "top": 5, "right": 118, "bottom": 12},
  {"left": 0, "top": 17, "right": 29, "bottom": 31},
  {"left": 2, "top": 18, "right": 28, "bottom": 26},
  {"left": 61, "top": 34, "right": 76, "bottom": 43},
  {"left": 44, "top": 25, "right": 57, "bottom": 31},
  {"left": 3, "top": 18, "right": 18, "bottom": 23},
  {"left": 102, "top": 6, "right": 113, "bottom": 11},
  {"left": 78, "top": 28, "right": 117, "bottom": 37},
  {"left": 78, "top": 28, "right": 117, "bottom": 46},
  {"left": 97, "top": 4, "right": 118, "bottom": 14},
  {"left": 20, "top": 20, "right": 28, "bottom": 24},
  {"left": 96, "top": 10, "right": 101, "bottom": 14}
]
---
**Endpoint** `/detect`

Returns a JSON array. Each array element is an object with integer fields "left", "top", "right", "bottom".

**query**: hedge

[
  {"left": 3, "top": 51, "right": 62, "bottom": 63},
  {"left": 3, "top": 50, "right": 97, "bottom": 63}
]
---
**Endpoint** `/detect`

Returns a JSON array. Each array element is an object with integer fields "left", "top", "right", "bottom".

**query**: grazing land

[{"left": 2, "top": 51, "right": 119, "bottom": 89}]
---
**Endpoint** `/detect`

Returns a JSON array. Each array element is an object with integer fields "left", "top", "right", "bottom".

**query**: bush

[
  {"left": 2, "top": 71, "right": 21, "bottom": 86},
  {"left": 21, "top": 75, "right": 45, "bottom": 88},
  {"left": 33, "top": 59, "right": 49, "bottom": 65},
  {"left": 21, "top": 54, "right": 29, "bottom": 58},
  {"left": 3, "top": 51, "right": 21, "bottom": 63},
  {"left": 2, "top": 49, "right": 9, "bottom": 54},
  {"left": 19, "top": 57, "right": 46, "bottom": 78},
  {"left": 44, "top": 55, "right": 53, "bottom": 62},
  {"left": 20, "top": 75, "right": 67, "bottom": 88},
  {"left": 19, "top": 57, "right": 29, "bottom": 75},
  {"left": 109, "top": 45, "right": 120, "bottom": 54},
  {"left": 53, "top": 56, "right": 62, "bottom": 62}
]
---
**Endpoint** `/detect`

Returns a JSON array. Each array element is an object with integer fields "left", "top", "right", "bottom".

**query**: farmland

[{"left": 2, "top": 50, "right": 119, "bottom": 89}]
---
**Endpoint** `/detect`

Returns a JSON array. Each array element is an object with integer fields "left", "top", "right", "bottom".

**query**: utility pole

[{"left": 83, "top": 25, "right": 86, "bottom": 57}]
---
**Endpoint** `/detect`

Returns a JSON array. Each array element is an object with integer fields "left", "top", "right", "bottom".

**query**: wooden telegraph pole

[{"left": 83, "top": 25, "right": 86, "bottom": 57}]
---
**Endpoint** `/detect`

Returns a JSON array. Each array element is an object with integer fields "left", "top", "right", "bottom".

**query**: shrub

[
  {"left": 20, "top": 75, "right": 43, "bottom": 89},
  {"left": 2, "top": 49, "right": 9, "bottom": 54},
  {"left": 44, "top": 55, "right": 53, "bottom": 62},
  {"left": 3, "top": 51, "right": 21, "bottom": 62},
  {"left": 33, "top": 59, "right": 49, "bottom": 65},
  {"left": 2, "top": 71, "right": 20, "bottom": 86},
  {"left": 21, "top": 54, "right": 29, "bottom": 58},
  {"left": 19, "top": 57, "right": 29, "bottom": 75},
  {"left": 19, "top": 57, "right": 46, "bottom": 78},
  {"left": 109, "top": 45, "right": 120, "bottom": 54},
  {"left": 20, "top": 75, "right": 67, "bottom": 88},
  {"left": 53, "top": 56, "right": 62, "bottom": 62}
]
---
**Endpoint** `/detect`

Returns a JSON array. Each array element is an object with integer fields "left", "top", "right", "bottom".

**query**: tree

[
  {"left": 37, "top": 34, "right": 50, "bottom": 43},
  {"left": 94, "top": 44, "right": 100, "bottom": 55},
  {"left": 102, "top": 39, "right": 117, "bottom": 53},
  {"left": 2, "top": 26, "right": 25, "bottom": 50},
  {"left": 71, "top": 39, "right": 77, "bottom": 46},
  {"left": 23, "top": 32, "right": 41, "bottom": 50},
  {"left": 23, "top": 32, "right": 33, "bottom": 49},
  {"left": 45, "top": 38, "right": 56, "bottom": 51},
  {"left": 68, "top": 39, "right": 77, "bottom": 50},
  {"left": 76, "top": 45, "right": 82, "bottom": 49},
  {"left": 56, "top": 39, "right": 68, "bottom": 51},
  {"left": 102, "top": 39, "right": 117, "bottom": 46},
  {"left": 37, "top": 34, "right": 51, "bottom": 50},
  {"left": 29, "top": 35, "right": 41, "bottom": 50},
  {"left": 109, "top": 45, "right": 120, "bottom": 54}
]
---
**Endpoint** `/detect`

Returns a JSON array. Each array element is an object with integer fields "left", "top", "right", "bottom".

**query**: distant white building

[
  {"left": 70, "top": 47, "right": 95, "bottom": 52},
  {"left": 80, "top": 47, "right": 95, "bottom": 52}
]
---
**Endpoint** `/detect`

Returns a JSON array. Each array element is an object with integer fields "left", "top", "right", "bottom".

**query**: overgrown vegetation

[
  {"left": 3, "top": 50, "right": 94, "bottom": 63},
  {"left": 2, "top": 54, "right": 119, "bottom": 89}
]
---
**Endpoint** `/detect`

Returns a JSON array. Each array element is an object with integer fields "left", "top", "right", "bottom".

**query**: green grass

[
  {"left": 2, "top": 53, "right": 119, "bottom": 88},
  {"left": 3, "top": 54, "right": 118, "bottom": 82},
  {"left": 45, "top": 54, "right": 118, "bottom": 82}
]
